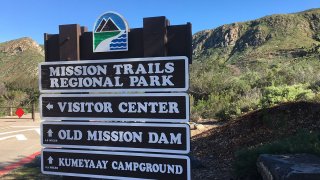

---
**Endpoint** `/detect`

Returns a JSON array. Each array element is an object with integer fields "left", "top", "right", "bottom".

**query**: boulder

[{"left": 257, "top": 154, "right": 320, "bottom": 180}]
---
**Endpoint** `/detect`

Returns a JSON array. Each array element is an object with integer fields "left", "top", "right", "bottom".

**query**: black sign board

[
  {"left": 39, "top": 56, "right": 188, "bottom": 93},
  {"left": 42, "top": 148, "right": 190, "bottom": 180},
  {"left": 40, "top": 93, "right": 189, "bottom": 122},
  {"left": 41, "top": 122, "right": 190, "bottom": 154}
]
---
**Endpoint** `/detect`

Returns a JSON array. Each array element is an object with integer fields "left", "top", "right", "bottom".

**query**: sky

[{"left": 0, "top": 0, "right": 319, "bottom": 44}]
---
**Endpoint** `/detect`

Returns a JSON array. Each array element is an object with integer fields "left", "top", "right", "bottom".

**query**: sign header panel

[
  {"left": 41, "top": 122, "right": 190, "bottom": 154},
  {"left": 39, "top": 56, "right": 188, "bottom": 93},
  {"left": 42, "top": 148, "right": 190, "bottom": 180},
  {"left": 40, "top": 93, "right": 189, "bottom": 122}
]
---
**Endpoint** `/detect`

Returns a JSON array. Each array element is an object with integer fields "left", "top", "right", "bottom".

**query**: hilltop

[
  {"left": 0, "top": 37, "right": 44, "bottom": 89},
  {"left": 193, "top": 8, "right": 320, "bottom": 63}
]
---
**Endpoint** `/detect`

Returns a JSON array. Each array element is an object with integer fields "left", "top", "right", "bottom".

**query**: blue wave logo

[{"left": 93, "top": 12, "right": 129, "bottom": 52}]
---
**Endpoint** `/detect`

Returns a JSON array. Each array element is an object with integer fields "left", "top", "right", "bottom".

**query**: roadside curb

[{"left": 0, "top": 151, "right": 40, "bottom": 176}]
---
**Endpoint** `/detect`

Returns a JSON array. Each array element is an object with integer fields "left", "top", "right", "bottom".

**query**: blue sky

[{"left": 0, "top": 0, "right": 319, "bottom": 44}]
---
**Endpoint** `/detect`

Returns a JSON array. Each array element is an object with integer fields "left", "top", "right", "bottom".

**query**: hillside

[
  {"left": 190, "top": 8, "right": 320, "bottom": 179},
  {"left": 193, "top": 8, "right": 320, "bottom": 63},
  {"left": 0, "top": 38, "right": 43, "bottom": 110},
  {"left": 0, "top": 37, "right": 44, "bottom": 89},
  {"left": 190, "top": 8, "right": 320, "bottom": 121}
]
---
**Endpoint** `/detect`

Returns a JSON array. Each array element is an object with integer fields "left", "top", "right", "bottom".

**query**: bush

[
  {"left": 310, "top": 81, "right": 320, "bottom": 92},
  {"left": 233, "top": 131, "right": 320, "bottom": 179},
  {"left": 2, "top": 90, "right": 28, "bottom": 107},
  {"left": 190, "top": 55, "right": 320, "bottom": 121},
  {"left": 312, "top": 93, "right": 320, "bottom": 103},
  {"left": 261, "top": 84, "right": 315, "bottom": 107}
]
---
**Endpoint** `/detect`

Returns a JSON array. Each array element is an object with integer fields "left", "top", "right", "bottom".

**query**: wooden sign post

[{"left": 40, "top": 12, "right": 192, "bottom": 180}]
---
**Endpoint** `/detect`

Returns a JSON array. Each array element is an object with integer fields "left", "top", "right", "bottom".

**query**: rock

[
  {"left": 0, "top": 37, "right": 43, "bottom": 55},
  {"left": 257, "top": 154, "right": 320, "bottom": 180},
  {"left": 223, "top": 24, "right": 240, "bottom": 47},
  {"left": 195, "top": 124, "right": 205, "bottom": 131},
  {"left": 189, "top": 122, "right": 196, "bottom": 130}
]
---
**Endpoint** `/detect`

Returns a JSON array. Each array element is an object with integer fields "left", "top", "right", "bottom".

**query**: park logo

[{"left": 93, "top": 12, "right": 129, "bottom": 52}]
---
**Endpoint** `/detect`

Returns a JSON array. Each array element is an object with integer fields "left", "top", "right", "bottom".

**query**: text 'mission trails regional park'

[{"left": 39, "top": 56, "right": 188, "bottom": 93}]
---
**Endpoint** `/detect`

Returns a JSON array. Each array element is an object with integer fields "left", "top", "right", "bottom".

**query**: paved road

[{"left": 0, "top": 113, "right": 41, "bottom": 169}]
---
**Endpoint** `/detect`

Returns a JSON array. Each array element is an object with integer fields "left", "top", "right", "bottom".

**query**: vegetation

[
  {"left": 1, "top": 157, "right": 59, "bottom": 180},
  {"left": 191, "top": 9, "right": 320, "bottom": 177},
  {"left": 0, "top": 37, "right": 43, "bottom": 115},
  {"left": 190, "top": 8, "right": 320, "bottom": 121},
  {"left": 1, "top": 8, "right": 320, "bottom": 180}
]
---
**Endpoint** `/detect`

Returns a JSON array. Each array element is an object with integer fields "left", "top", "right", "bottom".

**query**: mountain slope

[
  {"left": 190, "top": 8, "right": 320, "bottom": 120},
  {"left": 0, "top": 37, "right": 44, "bottom": 89},
  {"left": 193, "top": 8, "right": 320, "bottom": 64}
]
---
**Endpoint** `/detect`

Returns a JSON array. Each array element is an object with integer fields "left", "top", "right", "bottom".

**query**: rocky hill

[
  {"left": 0, "top": 37, "right": 44, "bottom": 89},
  {"left": 192, "top": 8, "right": 320, "bottom": 65},
  {"left": 190, "top": 8, "right": 320, "bottom": 121}
]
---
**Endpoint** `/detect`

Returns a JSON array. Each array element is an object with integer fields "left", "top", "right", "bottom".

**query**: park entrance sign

[{"left": 40, "top": 12, "right": 192, "bottom": 180}]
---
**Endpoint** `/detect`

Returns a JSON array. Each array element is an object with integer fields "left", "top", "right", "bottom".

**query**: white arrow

[
  {"left": 48, "top": 156, "right": 53, "bottom": 164},
  {"left": 47, "top": 129, "right": 53, "bottom": 137},
  {"left": 0, "top": 134, "right": 27, "bottom": 141},
  {"left": 46, "top": 103, "right": 53, "bottom": 110}
]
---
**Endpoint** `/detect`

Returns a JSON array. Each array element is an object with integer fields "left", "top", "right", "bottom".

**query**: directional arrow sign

[
  {"left": 42, "top": 148, "right": 190, "bottom": 180},
  {"left": 47, "top": 129, "right": 53, "bottom": 137},
  {"left": 40, "top": 93, "right": 189, "bottom": 122},
  {"left": 41, "top": 122, "right": 190, "bottom": 154},
  {"left": 48, "top": 156, "right": 53, "bottom": 164},
  {"left": 39, "top": 56, "right": 188, "bottom": 93},
  {"left": 46, "top": 103, "right": 53, "bottom": 110}
]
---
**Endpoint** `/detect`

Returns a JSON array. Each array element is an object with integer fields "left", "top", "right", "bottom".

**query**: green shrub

[
  {"left": 190, "top": 95, "right": 202, "bottom": 121},
  {"left": 190, "top": 54, "right": 320, "bottom": 121},
  {"left": 261, "top": 84, "right": 315, "bottom": 107},
  {"left": 310, "top": 81, "right": 320, "bottom": 92},
  {"left": 312, "top": 93, "right": 320, "bottom": 103},
  {"left": 233, "top": 131, "right": 320, "bottom": 179}
]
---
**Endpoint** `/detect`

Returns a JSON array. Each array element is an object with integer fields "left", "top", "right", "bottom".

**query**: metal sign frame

[
  {"left": 39, "top": 56, "right": 189, "bottom": 93},
  {"left": 42, "top": 148, "right": 191, "bottom": 180},
  {"left": 39, "top": 93, "right": 189, "bottom": 122},
  {"left": 41, "top": 121, "right": 190, "bottom": 154}
]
